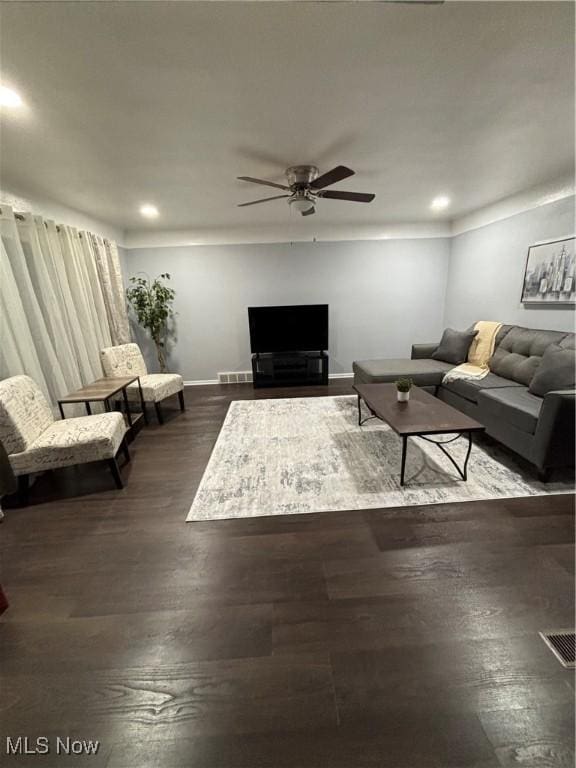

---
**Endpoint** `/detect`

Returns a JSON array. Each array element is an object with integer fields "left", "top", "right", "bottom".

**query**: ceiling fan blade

[
  {"left": 317, "top": 190, "right": 375, "bottom": 203},
  {"left": 302, "top": 206, "right": 316, "bottom": 217},
  {"left": 238, "top": 195, "right": 290, "bottom": 207},
  {"left": 237, "top": 176, "right": 291, "bottom": 191},
  {"left": 310, "top": 165, "right": 355, "bottom": 190}
]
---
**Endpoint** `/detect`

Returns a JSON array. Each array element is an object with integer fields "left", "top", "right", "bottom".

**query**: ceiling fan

[{"left": 237, "top": 165, "right": 375, "bottom": 217}]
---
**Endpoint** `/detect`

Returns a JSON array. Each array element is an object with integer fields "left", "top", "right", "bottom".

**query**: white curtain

[
  {"left": 90, "top": 234, "right": 130, "bottom": 345},
  {"left": 0, "top": 205, "right": 130, "bottom": 407}
]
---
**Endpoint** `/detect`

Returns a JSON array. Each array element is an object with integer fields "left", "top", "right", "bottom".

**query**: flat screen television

[{"left": 248, "top": 304, "right": 329, "bottom": 353}]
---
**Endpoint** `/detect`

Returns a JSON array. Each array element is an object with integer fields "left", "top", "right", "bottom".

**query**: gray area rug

[{"left": 187, "top": 395, "right": 573, "bottom": 521}]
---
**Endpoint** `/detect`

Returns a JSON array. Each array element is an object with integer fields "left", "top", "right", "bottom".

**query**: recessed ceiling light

[
  {"left": 430, "top": 195, "right": 451, "bottom": 211},
  {"left": 0, "top": 85, "right": 23, "bottom": 108},
  {"left": 140, "top": 204, "right": 159, "bottom": 219}
]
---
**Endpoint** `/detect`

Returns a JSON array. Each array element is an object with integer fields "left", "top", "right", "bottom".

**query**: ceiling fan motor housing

[{"left": 286, "top": 165, "right": 319, "bottom": 187}]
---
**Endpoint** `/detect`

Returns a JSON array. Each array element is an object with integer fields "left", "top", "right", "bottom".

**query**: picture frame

[{"left": 521, "top": 236, "right": 576, "bottom": 305}]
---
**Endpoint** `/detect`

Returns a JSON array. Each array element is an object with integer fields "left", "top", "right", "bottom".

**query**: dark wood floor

[{"left": 0, "top": 381, "right": 574, "bottom": 768}]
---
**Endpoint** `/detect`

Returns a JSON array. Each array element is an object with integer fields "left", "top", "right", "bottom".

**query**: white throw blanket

[{"left": 442, "top": 321, "right": 503, "bottom": 384}]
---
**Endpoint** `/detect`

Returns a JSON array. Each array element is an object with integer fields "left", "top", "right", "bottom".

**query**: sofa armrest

[
  {"left": 411, "top": 343, "right": 439, "bottom": 360},
  {"left": 533, "top": 389, "right": 575, "bottom": 470}
]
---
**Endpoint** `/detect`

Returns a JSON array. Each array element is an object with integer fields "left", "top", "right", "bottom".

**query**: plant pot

[{"left": 397, "top": 390, "right": 410, "bottom": 402}]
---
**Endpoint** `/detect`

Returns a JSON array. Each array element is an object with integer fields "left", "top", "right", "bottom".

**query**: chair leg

[
  {"left": 108, "top": 458, "right": 123, "bottom": 489},
  {"left": 121, "top": 439, "right": 131, "bottom": 464},
  {"left": 538, "top": 467, "right": 552, "bottom": 483},
  {"left": 178, "top": 390, "right": 185, "bottom": 412},
  {"left": 17, "top": 475, "right": 29, "bottom": 506},
  {"left": 154, "top": 402, "right": 164, "bottom": 425}
]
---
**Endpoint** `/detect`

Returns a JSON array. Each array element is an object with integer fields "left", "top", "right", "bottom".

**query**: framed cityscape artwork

[{"left": 521, "top": 236, "right": 575, "bottom": 304}]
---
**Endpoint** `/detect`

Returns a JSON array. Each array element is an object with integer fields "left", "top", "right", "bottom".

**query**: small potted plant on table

[{"left": 395, "top": 377, "right": 413, "bottom": 402}]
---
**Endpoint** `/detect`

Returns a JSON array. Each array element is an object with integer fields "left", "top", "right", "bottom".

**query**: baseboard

[
  {"left": 184, "top": 372, "right": 353, "bottom": 386},
  {"left": 184, "top": 379, "right": 219, "bottom": 386}
]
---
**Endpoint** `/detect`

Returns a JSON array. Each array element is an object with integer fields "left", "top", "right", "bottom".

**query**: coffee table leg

[
  {"left": 462, "top": 431, "right": 473, "bottom": 481},
  {"left": 58, "top": 402, "right": 65, "bottom": 419},
  {"left": 357, "top": 396, "right": 377, "bottom": 427},
  {"left": 400, "top": 435, "right": 408, "bottom": 486},
  {"left": 85, "top": 402, "right": 92, "bottom": 416},
  {"left": 419, "top": 431, "right": 474, "bottom": 481}
]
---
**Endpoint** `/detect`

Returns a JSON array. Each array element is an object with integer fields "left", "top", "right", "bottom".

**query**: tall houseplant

[{"left": 126, "top": 273, "right": 175, "bottom": 372}]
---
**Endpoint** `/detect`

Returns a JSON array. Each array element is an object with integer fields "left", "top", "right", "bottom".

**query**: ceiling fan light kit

[
  {"left": 237, "top": 164, "right": 375, "bottom": 216},
  {"left": 290, "top": 198, "right": 315, "bottom": 214}
]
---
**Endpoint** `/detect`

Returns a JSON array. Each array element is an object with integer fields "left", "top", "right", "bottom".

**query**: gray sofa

[{"left": 353, "top": 325, "right": 575, "bottom": 479}]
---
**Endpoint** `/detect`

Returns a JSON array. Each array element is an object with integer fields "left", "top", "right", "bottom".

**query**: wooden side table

[{"left": 57, "top": 376, "right": 148, "bottom": 431}]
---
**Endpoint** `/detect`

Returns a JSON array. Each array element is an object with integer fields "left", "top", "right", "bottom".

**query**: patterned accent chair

[
  {"left": 100, "top": 343, "right": 185, "bottom": 424},
  {"left": 0, "top": 375, "right": 129, "bottom": 503}
]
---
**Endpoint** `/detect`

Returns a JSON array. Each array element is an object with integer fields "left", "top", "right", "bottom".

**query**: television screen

[{"left": 248, "top": 305, "right": 329, "bottom": 353}]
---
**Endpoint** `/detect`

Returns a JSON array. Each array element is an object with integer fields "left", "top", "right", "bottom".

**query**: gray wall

[
  {"left": 444, "top": 196, "right": 575, "bottom": 332},
  {"left": 122, "top": 239, "right": 450, "bottom": 380},
  {"left": 122, "top": 197, "right": 575, "bottom": 381}
]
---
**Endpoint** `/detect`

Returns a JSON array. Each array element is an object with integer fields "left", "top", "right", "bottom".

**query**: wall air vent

[
  {"left": 540, "top": 630, "right": 575, "bottom": 668},
  {"left": 218, "top": 371, "right": 253, "bottom": 384}
]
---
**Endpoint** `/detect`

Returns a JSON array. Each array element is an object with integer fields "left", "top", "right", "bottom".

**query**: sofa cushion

[
  {"left": 9, "top": 412, "right": 126, "bottom": 475},
  {"left": 126, "top": 373, "right": 184, "bottom": 403},
  {"left": 432, "top": 328, "right": 478, "bottom": 365},
  {"left": 528, "top": 344, "right": 576, "bottom": 397},
  {"left": 441, "top": 373, "right": 522, "bottom": 404},
  {"left": 489, "top": 326, "right": 573, "bottom": 386},
  {"left": 353, "top": 358, "right": 452, "bottom": 387},
  {"left": 477, "top": 386, "right": 543, "bottom": 435},
  {"left": 558, "top": 333, "right": 576, "bottom": 351}
]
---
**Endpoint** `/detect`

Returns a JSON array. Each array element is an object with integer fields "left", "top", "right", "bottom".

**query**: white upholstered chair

[
  {"left": 100, "top": 343, "right": 184, "bottom": 424},
  {"left": 0, "top": 375, "right": 129, "bottom": 503}
]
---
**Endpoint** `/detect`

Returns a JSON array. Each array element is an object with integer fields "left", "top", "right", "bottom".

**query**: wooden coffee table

[{"left": 353, "top": 383, "right": 485, "bottom": 486}]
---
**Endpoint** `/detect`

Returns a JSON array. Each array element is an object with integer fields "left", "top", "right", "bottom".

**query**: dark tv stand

[{"left": 251, "top": 351, "right": 329, "bottom": 388}]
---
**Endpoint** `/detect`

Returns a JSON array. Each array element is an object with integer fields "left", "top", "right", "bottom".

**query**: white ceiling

[{"left": 1, "top": 1, "right": 574, "bottom": 239}]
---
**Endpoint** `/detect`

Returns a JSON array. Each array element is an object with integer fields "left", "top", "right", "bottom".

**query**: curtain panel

[
  {"left": 91, "top": 235, "right": 130, "bottom": 346},
  {"left": 0, "top": 205, "right": 129, "bottom": 407}
]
